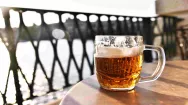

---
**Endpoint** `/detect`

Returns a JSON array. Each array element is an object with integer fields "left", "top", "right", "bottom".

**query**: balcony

[{"left": 0, "top": 6, "right": 179, "bottom": 105}]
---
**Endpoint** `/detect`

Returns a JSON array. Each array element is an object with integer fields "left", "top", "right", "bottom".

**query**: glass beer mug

[{"left": 94, "top": 35, "right": 165, "bottom": 91}]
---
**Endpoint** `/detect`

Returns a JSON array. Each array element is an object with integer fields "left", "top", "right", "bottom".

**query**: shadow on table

[
  {"left": 61, "top": 76, "right": 188, "bottom": 105},
  {"left": 97, "top": 87, "right": 188, "bottom": 105},
  {"left": 84, "top": 78, "right": 188, "bottom": 105},
  {"left": 141, "top": 72, "right": 188, "bottom": 89},
  {"left": 165, "top": 63, "right": 188, "bottom": 70},
  {"left": 158, "top": 77, "right": 188, "bottom": 88},
  {"left": 61, "top": 95, "right": 80, "bottom": 105}
]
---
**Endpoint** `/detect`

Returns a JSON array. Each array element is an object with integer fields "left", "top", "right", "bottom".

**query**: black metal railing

[{"left": 0, "top": 7, "right": 179, "bottom": 105}]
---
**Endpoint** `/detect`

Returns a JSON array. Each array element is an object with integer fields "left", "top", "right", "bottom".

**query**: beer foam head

[
  {"left": 95, "top": 45, "right": 144, "bottom": 57},
  {"left": 95, "top": 35, "right": 144, "bottom": 57}
]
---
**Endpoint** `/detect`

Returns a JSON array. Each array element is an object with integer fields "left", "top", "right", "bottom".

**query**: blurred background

[{"left": 0, "top": 0, "right": 187, "bottom": 105}]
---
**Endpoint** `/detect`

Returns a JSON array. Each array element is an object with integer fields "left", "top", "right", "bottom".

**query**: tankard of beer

[{"left": 94, "top": 35, "right": 165, "bottom": 91}]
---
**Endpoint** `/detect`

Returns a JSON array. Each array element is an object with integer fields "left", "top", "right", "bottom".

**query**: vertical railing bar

[
  {"left": 18, "top": 67, "right": 30, "bottom": 88},
  {"left": 41, "top": 13, "right": 64, "bottom": 91},
  {"left": 55, "top": 50, "right": 71, "bottom": 85},
  {"left": 21, "top": 24, "right": 44, "bottom": 91},
  {"left": 139, "top": 18, "right": 144, "bottom": 38},
  {"left": 3, "top": 69, "right": 11, "bottom": 95},
  {"left": 70, "top": 47, "right": 81, "bottom": 73},
  {"left": 58, "top": 13, "right": 67, "bottom": 31},
  {"left": 136, "top": 17, "right": 141, "bottom": 35},
  {"left": 172, "top": 17, "right": 177, "bottom": 55},
  {"left": 70, "top": 50, "right": 82, "bottom": 80},
  {"left": 166, "top": 17, "right": 170, "bottom": 58},
  {"left": 171, "top": 17, "right": 177, "bottom": 57},
  {"left": 83, "top": 42, "right": 94, "bottom": 73},
  {"left": 30, "top": 61, "right": 38, "bottom": 98},
  {"left": 86, "top": 15, "right": 95, "bottom": 40},
  {"left": 2, "top": 8, "right": 24, "bottom": 105},
  {"left": 64, "top": 55, "right": 71, "bottom": 87},
  {"left": 166, "top": 17, "right": 172, "bottom": 58},
  {"left": 107, "top": 16, "right": 114, "bottom": 35},
  {"left": 130, "top": 17, "right": 134, "bottom": 34},
  {"left": 19, "top": 11, "right": 44, "bottom": 98},
  {"left": 129, "top": 17, "right": 133, "bottom": 35},
  {"left": 73, "top": 14, "right": 86, "bottom": 42},
  {"left": 49, "top": 39, "right": 57, "bottom": 88},
  {"left": 20, "top": 17, "right": 39, "bottom": 98},
  {"left": 57, "top": 13, "right": 72, "bottom": 84},
  {"left": 162, "top": 17, "right": 166, "bottom": 54},
  {"left": 24, "top": 21, "right": 45, "bottom": 85},
  {"left": 116, "top": 16, "right": 121, "bottom": 34},
  {"left": 97, "top": 15, "right": 105, "bottom": 35},
  {"left": 123, "top": 17, "right": 129, "bottom": 34},
  {"left": 84, "top": 43, "right": 93, "bottom": 72},
  {"left": 50, "top": 57, "right": 56, "bottom": 86},
  {"left": 83, "top": 15, "right": 94, "bottom": 73},
  {"left": 21, "top": 11, "right": 54, "bottom": 93},
  {"left": 35, "top": 47, "right": 49, "bottom": 86},
  {"left": 74, "top": 13, "right": 94, "bottom": 79},
  {"left": 58, "top": 14, "right": 72, "bottom": 84},
  {"left": 168, "top": 17, "right": 173, "bottom": 57},
  {"left": 170, "top": 18, "right": 174, "bottom": 56},
  {"left": 86, "top": 15, "right": 95, "bottom": 74},
  {"left": 38, "top": 55, "right": 54, "bottom": 91},
  {"left": 16, "top": 12, "right": 31, "bottom": 88},
  {"left": 80, "top": 54, "right": 85, "bottom": 80},
  {"left": 73, "top": 14, "right": 85, "bottom": 80},
  {"left": 61, "top": 15, "right": 81, "bottom": 82},
  {"left": 34, "top": 25, "right": 50, "bottom": 87},
  {"left": 19, "top": 13, "right": 36, "bottom": 49},
  {"left": 171, "top": 18, "right": 175, "bottom": 56},
  {"left": 172, "top": 17, "right": 177, "bottom": 56},
  {"left": 73, "top": 17, "right": 84, "bottom": 80}
]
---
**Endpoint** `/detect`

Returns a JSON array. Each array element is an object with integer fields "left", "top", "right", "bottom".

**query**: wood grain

[{"left": 60, "top": 61, "right": 188, "bottom": 105}]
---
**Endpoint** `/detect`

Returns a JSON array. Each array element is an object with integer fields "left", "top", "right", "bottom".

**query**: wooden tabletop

[{"left": 60, "top": 61, "right": 188, "bottom": 105}]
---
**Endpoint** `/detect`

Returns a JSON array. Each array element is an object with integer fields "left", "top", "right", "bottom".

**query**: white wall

[{"left": 0, "top": 0, "right": 156, "bottom": 17}]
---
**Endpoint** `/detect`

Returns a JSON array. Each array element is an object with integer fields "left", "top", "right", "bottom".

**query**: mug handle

[{"left": 139, "top": 45, "right": 166, "bottom": 83}]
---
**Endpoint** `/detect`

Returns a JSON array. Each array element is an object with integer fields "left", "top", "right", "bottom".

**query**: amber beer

[
  {"left": 95, "top": 35, "right": 166, "bottom": 91},
  {"left": 95, "top": 53, "right": 143, "bottom": 90}
]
